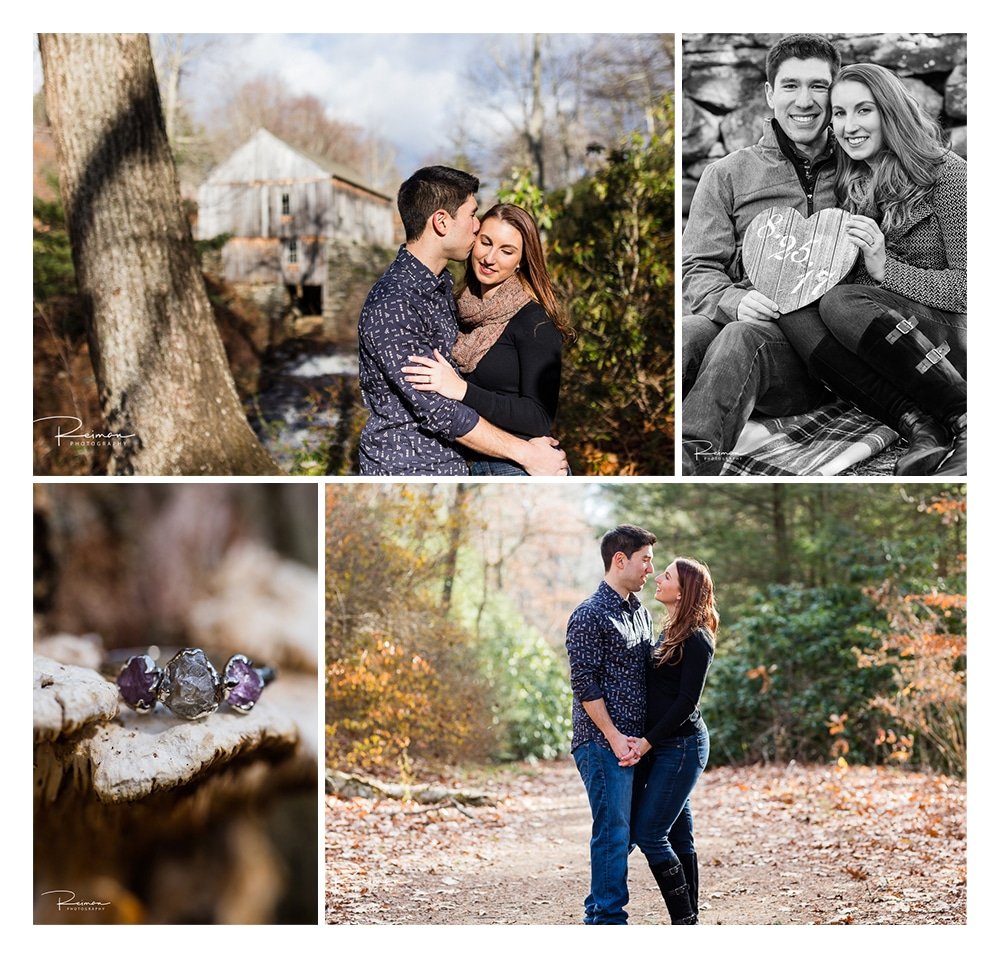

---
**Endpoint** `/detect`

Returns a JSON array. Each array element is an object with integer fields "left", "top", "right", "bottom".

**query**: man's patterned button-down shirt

[
  {"left": 358, "top": 247, "right": 480, "bottom": 475},
  {"left": 565, "top": 580, "right": 653, "bottom": 751}
]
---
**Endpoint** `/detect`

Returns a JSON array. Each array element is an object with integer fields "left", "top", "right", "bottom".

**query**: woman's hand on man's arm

[{"left": 402, "top": 349, "right": 468, "bottom": 401}]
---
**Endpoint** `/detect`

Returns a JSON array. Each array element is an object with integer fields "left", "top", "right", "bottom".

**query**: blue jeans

[
  {"left": 682, "top": 312, "right": 830, "bottom": 475},
  {"left": 573, "top": 741, "right": 635, "bottom": 924},
  {"left": 631, "top": 720, "right": 710, "bottom": 866},
  {"left": 469, "top": 458, "right": 528, "bottom": 476},
  {"left": 469, "top": 458, "right": 573, "bottom": 477}
]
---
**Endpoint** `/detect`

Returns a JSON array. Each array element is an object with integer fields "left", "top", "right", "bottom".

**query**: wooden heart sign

[{"left": 742, "top": 207, "right": 859, "bottom": 313}]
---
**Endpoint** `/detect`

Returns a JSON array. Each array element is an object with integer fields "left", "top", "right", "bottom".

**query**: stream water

[{"left": 249, "top": 341, "right": 360, "bottom": 473}]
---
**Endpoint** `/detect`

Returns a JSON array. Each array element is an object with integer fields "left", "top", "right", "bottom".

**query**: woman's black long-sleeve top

[
  {"left": 459, "top": 301, "right": 562, "bottom": 439},
  {"left": 644, "top": 628, "right": 714, "bottom": 748}
]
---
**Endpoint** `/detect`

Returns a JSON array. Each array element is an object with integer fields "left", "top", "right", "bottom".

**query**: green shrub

[
  {"left": 704, "top": 584, "right": 894, "bottom": 766},
  {"left": 471, "top": 597, "right": 573, "bottom": 762}
]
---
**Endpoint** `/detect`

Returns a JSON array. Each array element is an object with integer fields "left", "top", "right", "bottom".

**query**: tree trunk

[
  {"left": 441, "top": 483, "right": 469, "bottom": 615},
  {"left": 527, "top": 34, "right": 546, "bottom": 190},
  {"left": 38, "top": 33, "right": 280, "bottom": 475},
  {"left": 771, "top": 484, "right": 791, "bottom": 584}
]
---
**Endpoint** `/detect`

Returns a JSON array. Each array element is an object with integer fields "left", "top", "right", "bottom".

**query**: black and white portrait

[{"left": 680, "top": 33, "right": 967, "bottom": 478}]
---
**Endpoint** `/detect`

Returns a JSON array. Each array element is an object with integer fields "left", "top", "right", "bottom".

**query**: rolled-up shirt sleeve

[{"left": 566, "top": 606, "right": 605, "bottom": 703}]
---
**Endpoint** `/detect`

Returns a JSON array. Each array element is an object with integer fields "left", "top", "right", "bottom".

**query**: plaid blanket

[{"left": 720, "top": 400, "right": 899, "bottom": 476}]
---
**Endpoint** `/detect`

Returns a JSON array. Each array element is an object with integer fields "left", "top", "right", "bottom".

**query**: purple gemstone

[
  {"left": 117, "top": 655, "right": 161, "bottom": 712},
  {"left": 224, "top": 655, "right": 264, "bottom": 712}
]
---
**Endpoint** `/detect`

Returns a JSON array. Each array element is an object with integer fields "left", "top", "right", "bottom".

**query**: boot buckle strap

[
  {"left": 916, "top": 342, "right": 950, "bottom": 374},
  {"left": 885, "top": 316, "right": 917, "bottom": 343}
]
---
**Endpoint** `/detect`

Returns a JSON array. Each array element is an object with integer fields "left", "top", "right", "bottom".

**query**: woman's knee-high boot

[
  {"left": 857, "top": 310, "right": 967, "bottom": 475},
  {"left": 807, "top": 334, "right": 952, "bottom": 475},
  {"left": 648, "top": 855, "right": 698, "bottom": 924},
  {"left": 679, "top": 852, "right": 699, "bottom": 921}
]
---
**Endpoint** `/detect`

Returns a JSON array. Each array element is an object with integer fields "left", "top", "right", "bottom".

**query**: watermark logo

[
  {"left": 40, "top": 889, "right": 111, "bottom": 912},
  {"left": 682, "top": 439, "right": 730, "bottom": 463},
  {"left": 34, "top": 416, "right": 135, "bottom": 448}
]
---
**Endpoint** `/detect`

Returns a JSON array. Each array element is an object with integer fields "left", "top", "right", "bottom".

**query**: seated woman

[
  {"left": 779, "top": 62, "right": 966, "bottom": 475},
  {"left": 402, "top": 203, "right": 573, "bottom": 476}
]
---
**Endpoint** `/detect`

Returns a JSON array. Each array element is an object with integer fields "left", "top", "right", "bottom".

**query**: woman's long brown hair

[
  {"left": 832, "top": 63, "right": 946, "bottom": 232},
  {"left": 653, "top": 557, "right": 719, "bottom": 666},
  {"left": 463, "top": 203, "right": 575, "bottom": 343}
]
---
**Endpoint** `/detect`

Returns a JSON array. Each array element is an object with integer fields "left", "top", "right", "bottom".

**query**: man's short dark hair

[
  {"left": 600, "top": 524, "right": 657, "bottom": 572},
  {"left": 397, "top": 166, "right": 480, "bottom": 242},
  {"left": 765, "top": 34, "right": 841, "bottom": 86}
]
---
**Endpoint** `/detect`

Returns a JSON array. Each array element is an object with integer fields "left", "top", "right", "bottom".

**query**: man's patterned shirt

[
  {"left": 358, "top": 247, "right": 480, "bottom": 475},
  {"left": 565, "top": 580, "right": 653, "bottom": 751}
]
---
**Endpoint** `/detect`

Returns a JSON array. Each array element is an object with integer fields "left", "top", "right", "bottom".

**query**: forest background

[{"left": 326, "top": 482, "right": 966, "bottom": 779}]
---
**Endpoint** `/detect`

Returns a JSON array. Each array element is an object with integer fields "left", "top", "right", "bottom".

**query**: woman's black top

[
  {"left": 644, "top": 627, "right": 714, "bottom": 747},
  {"left": 460, "top": 301, "right": 562, "bottom": 439}
]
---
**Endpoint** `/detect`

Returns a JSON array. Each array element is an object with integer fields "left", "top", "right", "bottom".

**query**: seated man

[{"left": 681, "top": 34, "right": 841, "bottom": 475}]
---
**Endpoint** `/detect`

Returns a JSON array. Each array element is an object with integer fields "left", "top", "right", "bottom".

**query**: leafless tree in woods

[
  {"left": 210, "top": 75, "right": 370, "bottom": 174},
  {"left": 456, "top": 34, "right": 673, "bottom": 193},
  {"left": 152, "top": 33, "right": 209, "bottom": 147},
  {"left": 469, "top": 34, "right": 574, "bottom": 190},
  {"left": 38, "top": 33, "right": 280, "bottom": 475},
  {"left": 584, "top": 34, "right": 674, "bottom": 139}
]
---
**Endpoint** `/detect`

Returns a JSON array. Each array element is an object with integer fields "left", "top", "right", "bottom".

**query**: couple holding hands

[{"left": 567, "top": 526, "right": 717, "bottom": 925}]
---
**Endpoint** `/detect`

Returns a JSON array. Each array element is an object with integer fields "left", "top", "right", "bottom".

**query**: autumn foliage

[
  {"left": 326, "top": 485, "right": 487, "bottom": 773},
  {"left": 325, "top": 484, "right": 575, "bottom": 777},
  {"left": 327, "top": 632, "right": 475, "bottom": 772},
  {"left": 852, "top": 582, "right": 966, "bottom": 775}
]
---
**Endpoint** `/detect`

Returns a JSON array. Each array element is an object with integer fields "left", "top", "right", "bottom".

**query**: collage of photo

[{"left": 31, "top": 30, "right": 969, "bottom": 939}]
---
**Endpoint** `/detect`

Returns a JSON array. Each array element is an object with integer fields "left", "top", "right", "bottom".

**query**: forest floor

[{"left": 324, "top": 758, "right": 965, "bottom": 926}]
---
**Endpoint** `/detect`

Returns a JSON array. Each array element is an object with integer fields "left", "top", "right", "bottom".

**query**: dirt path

[{"left": 324, "top": 758, "right": 965, "bottom": 925}]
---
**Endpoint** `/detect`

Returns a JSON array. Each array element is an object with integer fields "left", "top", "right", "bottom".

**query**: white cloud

[{"left": 185, "top": 34, "right": 485, "bottom": 171}]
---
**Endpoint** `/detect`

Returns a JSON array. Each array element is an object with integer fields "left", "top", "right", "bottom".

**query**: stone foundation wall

[
  {"left": 681, "top": 33, "right": 968, "bottom": 218},
  {"left": 323, "top": 242, "right": 397, "bottom": 345}
]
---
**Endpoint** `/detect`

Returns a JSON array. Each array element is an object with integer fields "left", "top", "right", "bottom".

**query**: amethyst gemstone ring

[
  {"left": 117, "top": 654, "right": 161, "bottom": 712},
  {"left": 115, "top": 648, "right": 276, "bottom": 719}
]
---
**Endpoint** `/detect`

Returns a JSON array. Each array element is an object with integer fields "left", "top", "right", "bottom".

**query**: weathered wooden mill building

[{"left": 196, "top": 128, "right": 398, "bottom": 323}]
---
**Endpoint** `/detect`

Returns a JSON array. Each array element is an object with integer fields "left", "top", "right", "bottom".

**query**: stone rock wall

[{"left": 681, "top": 33, "right": 968, "bottom": 217}]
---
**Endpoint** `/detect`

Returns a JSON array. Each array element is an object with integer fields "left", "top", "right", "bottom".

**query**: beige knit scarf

[{"left": 451, "top": 276, "right": 532, "bottom": 373}]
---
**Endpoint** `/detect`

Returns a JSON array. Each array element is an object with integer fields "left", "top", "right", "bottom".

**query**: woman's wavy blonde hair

[
  {"left": 653, "top": 557, "right": 718, "bottom": 666},
  {"left": 832, "top": 62, "right": 947, "bottom": 233}
]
